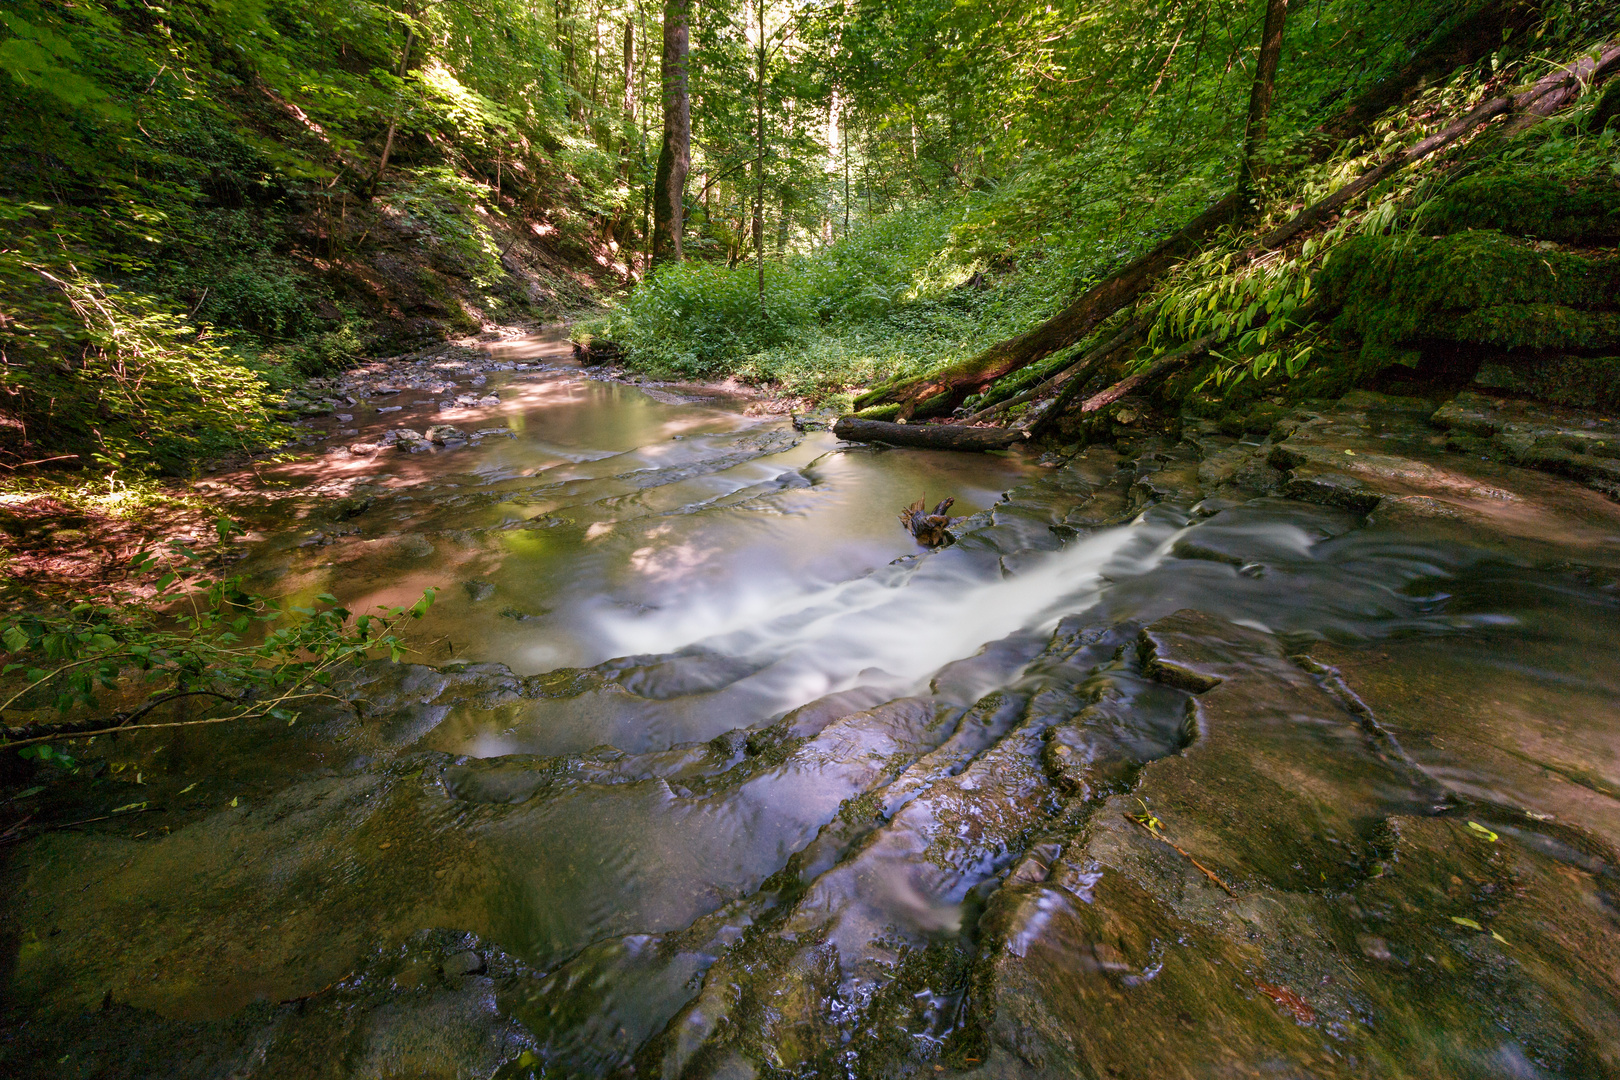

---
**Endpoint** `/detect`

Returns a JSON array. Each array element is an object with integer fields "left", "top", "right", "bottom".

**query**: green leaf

[
  {"left": 2, "top": 626, "right": 28, "bottom": 653},
  {"left": 1467, "top": 821, "right": 1499, "bottom": 842},
  {"left": 1450, "top": 917, "right": 1483, "bottom": 931}
]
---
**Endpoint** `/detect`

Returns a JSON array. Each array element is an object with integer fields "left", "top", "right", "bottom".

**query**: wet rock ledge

[{"left": 4, "top": 385, "right": 1620, "bottom": 1079}]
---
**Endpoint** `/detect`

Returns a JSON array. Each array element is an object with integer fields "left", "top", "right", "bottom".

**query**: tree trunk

[
  {"left": 615, "top": 15, "right": 634, "bottom": 241},
  {"left": 370, "top": 23, "right": 416, "bottom": 196},
  {"left": 754, "top": 0, "right": 767, "bottom": 307},
  {"left": 955, "top": 319, "right": 1140, "bottom": 430},
  {"left": 1240, "top": 0, "right": 1289, "bottom": 188},
  {"left": 1073, "top": 333, "right": 1217, "bottom": 416},
  {"left": 557, "top": 0, "right": 577, "bottom": 113},
  {"left": 652, "top": 0, "right": 691, "bottom": 267},
  {"left": 857, "top": 0, "right": 1292, "bottom": 419},
  {"left": 833, "top": 418, "right": 1030, "bottom": 452}
]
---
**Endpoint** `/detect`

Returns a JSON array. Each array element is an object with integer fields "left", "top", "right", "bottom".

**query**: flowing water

[{"left": 5, "top": 333, "right": 1620, "bottom": 1078}]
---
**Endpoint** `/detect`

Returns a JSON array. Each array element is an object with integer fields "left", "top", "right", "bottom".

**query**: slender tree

[
  {"left": 1240, "top": 0, "right": 1289, "bottom": 189},
  {"left": 753, "top": 0, "right": 767, "bottom": 305},
  {"left": 652, "top": 0, "right": 691, "bottom": 266}
]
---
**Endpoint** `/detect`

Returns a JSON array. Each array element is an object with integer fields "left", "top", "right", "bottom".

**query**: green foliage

[
  {"left": 0, "top": 520, "right": 438, "bottom": 752},
  {"left": 383, "top": 167, "right": 507, "bottom": 286},
  {"left": 0, "top": 245, "right": 289, "bottom": 474},
  {"left": 596, "top": 210, "right": 977, "bottom": 389},
  {"left": 600, "top": 261, "right": 813, "bottom": 379},
  {"left": 201, "top": 263, "right": 317, "bottom": 341}
]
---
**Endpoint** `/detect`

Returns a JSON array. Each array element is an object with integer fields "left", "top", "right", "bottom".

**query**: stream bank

[{"left": 3, "top": 339, "right": 1620, "bottom": 1078}]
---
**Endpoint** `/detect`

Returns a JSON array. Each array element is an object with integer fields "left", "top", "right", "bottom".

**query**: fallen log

[
  {"left": 1017, "top": 325, "right": 1145, "bottom": 437},
  {"left": 1076, "top": 332, "right": 1220, "bottom": 417},
  {"left": 1252, "top": 39, "right": 1620, "bottom": 256},
  {"left": 833, "top": 417, "right": 1030, "bottom": 452},
  {"left": 957, "top": 319, "right": 1143, "bottom": 426},
  {"left": 851, "top": 189, "right": 1246, "bottom": 421},
  {"left": 1310, "top": 0, "right": 1546, "bottom": 153}
]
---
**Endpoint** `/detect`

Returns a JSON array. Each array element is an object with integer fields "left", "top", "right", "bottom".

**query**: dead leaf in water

[{"left": 1256, "top": 980, "right": 1315, "bottom": 1024}]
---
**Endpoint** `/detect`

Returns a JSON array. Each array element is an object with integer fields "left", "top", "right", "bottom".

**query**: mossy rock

[
  {"left": 1418, "top": 172, "right": 1620, "bottom": 241},
  {"left": 1454, "top": 303, "right": 1620, "bottom": 352},
  {"left": 1318, "top": 231, "right": 1620, "bottom": 352},
  {"left": 1474, "top": 354, "right": 1620, "bottom": 412}
]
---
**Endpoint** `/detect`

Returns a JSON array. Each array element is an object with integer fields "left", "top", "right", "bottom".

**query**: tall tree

[
  {"left": 652, "top": 0, "right": 691, "bottom": 265},
  {"left": 753, "top": 0, "right": 767, "bottom": 304},
  {"left": 1240, "top": 0, "right": 1289, "bottom": 189},
  {"left": 613, "top": 12, "right": 635, "bottom": 244}
]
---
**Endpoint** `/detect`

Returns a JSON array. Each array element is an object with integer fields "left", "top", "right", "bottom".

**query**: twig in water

[{"left": 1130, "top": 813, "right": 1239, "bottom": 896}]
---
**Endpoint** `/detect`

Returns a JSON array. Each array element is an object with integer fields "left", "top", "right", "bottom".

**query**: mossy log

[
  {"left": 959, "top": 319, "right": 1144, "bottom": 425},
  {"left": 832, "top": 417, "right": 1030, "bottom": 451}
]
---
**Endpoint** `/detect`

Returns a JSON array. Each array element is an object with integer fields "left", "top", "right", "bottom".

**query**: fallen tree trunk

[
  {"left": 1311, "top": 0, "right": 1545, "bottom": 153},
  {"left": 952, "top": 318, "right": 1146, "bottom": 424},
  {"left": 957, "top": 319, "right": 1143, "bottom": 426},
  {"left": 1253, "top": 40, "right": 1620, "bottom": 255},
  {"left": 833, "top": 417, "right": 1030, "bottom": 452},
  {"left": 1075, "top": 333, "right": 1220, "bottom": 417},
  {"left": 1019, "top": 326, "right": 1145, "bottom": 437}
]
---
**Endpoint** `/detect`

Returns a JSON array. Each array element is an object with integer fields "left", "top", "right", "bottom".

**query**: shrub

[{"left": 0, "top": 250, "right": 287, "bottom": 474}]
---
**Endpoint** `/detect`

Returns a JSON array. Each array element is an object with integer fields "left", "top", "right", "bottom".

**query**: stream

[{"left": 5, "top": 332, "right": 1620, "bottom": 1078}]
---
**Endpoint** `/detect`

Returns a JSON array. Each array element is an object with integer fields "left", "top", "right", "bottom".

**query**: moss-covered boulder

[
  {"left": 1417, "top": 172, "right": 1620, "bottom": 241},
  {"left": 1317, "top": 230, "right": 1620, "bottom": 353}
]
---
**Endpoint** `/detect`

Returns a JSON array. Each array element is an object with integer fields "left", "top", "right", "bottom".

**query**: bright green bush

[
  {"left": 0, "top": 246, "right": 287, "bottom": 474},
  {"left": 595, "top": 210, "right": 1019, "bottom": 392}
]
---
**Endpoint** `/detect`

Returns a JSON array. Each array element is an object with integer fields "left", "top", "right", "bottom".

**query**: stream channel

[{"left": 5, "top": 331, "right": 1620, "bottom": 1078}]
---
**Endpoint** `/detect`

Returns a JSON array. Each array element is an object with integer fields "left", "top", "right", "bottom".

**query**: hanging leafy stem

[{"left": 0, "top": 517, "right": 438, "bottom": 756}]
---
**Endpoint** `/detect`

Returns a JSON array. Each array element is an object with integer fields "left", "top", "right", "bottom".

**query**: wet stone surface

[{"left": 5, "top": 358, "right": 1620, "bottom": 1078}]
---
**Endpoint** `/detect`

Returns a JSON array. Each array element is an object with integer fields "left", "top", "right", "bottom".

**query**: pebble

[{"left": 378, "top": 406, "right": 402, "bottom": 413}]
